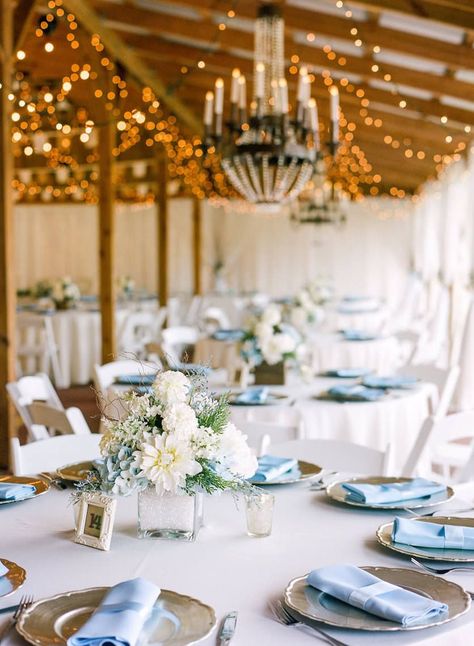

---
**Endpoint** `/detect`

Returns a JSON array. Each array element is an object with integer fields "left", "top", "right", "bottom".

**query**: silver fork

[
  {"left": 0, "top": 594, "right": 33, "bottom": 644},
  {"left": 411, "top": 557, "right": 474, "bottom": 576},
  {"left": 403, "top": 506, "right": 474, "bottom": 517},
  {"left": 269, "top": 599, "right": 349, "bottom": 646}
]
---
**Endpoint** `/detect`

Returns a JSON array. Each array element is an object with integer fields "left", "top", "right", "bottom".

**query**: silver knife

[
  {"left": 217, "top": 611, "right": 238, "bottom": 645},
  {"left": 0, "top": 605, "right": 19, "bottom": 615}
]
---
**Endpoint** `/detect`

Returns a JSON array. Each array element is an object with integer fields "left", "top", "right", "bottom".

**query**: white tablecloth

[
  {"left": 2, "top": 486, "right": 474, "bottom": 646},
  {"left": 226, "top": 376, "right": 435, "bottom": 474},
  {"left": 309, "top": 333, "right": 400, "bottom": 374},
  {"left": 325, "top": 306, "right": 389, "bottom": 334}
]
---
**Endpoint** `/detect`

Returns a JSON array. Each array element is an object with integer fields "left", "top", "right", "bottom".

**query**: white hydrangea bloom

[
  {"left": 153, "top": 370, "right": 190, "bottom": 406},
  {"left": 261, "top": 304, "right": 281, "bottom": 327},
  {"left": 255, "top": 321, "right": 273, "bottom": 341},
  {"left": 261, "top": 332, "right": 296, "bottom": 365},
  {"left": 214, "top": 422, "right": 257, "bottom": 479},
  {"left": 290, "top": 305, "right": 308, "bottom": 330}
]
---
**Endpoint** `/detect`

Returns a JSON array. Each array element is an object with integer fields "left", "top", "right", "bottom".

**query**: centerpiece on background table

[
  {"left": 285, "top": 284, "right": 326, "bottom": 335},
  {"left": 117, "top": 275, "right": 135, "bottom": 301},
  {"left": 52, "top": 276, "right": 81, "bottom": 310},
  {"left": 79, "top": 369, "right": 257, "bottom": 541},
  {"left": 241, "top": 304, "right": 301, "bottom": 385}
]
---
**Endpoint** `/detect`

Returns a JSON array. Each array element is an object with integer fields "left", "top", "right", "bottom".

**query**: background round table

[{"left": 308, "top": 333, "right": 400, "bottom": 374}]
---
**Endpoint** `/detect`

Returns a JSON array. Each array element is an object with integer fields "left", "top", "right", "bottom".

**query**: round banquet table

[
  {"left": 324, "top": 306, "right": 389, "bottom": 335},
  {"left": 308, "top": 333, "right": 400, "bottom": 375},
  {"left": 2, "top": 485, "right": 474, "bottom": 646},
  {"left": 224, "top": 375, "right": 436, "bottom": 475}
]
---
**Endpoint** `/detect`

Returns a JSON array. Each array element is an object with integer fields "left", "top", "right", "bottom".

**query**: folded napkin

[
  {"left": 342, "top": 478, "right": 447, "bottom": 504},
  {"left": 393, "top": 517, "right": 474, "bottom": 550},
  {"left": 115, "top": 374, "right": 156, "bottom": 386},
  {"left": 341, "top": 330, "right": 378, "bottom": 342},
  {"left": 307, "top": 564, "right": 447, "bottom": 626},
  {"left": 235, "top": 387, "right": 269, "bottom": 405},
  {"left": 0, "top": 561, "right": 8, "bottom": 577},
  {"left": 68, "top": 578, "right": 160, "bottom": 646},
  {"left": 324, "top": 368, "right": 371, "bottom": 378},
  {"left": 252, "top": 455, "right": 298, "bottom": 482},
  {"left": 212, "top": 329, "right": 245, "bottom": 342},
  {"left": 327, "top": 385, "right": 384, "bottom": 402},
  {"left": 0, "top": 482, "right": 36, "bottom": 501},
  {"left": 362, "top": 375, "right": 417, "bottom": 390}
]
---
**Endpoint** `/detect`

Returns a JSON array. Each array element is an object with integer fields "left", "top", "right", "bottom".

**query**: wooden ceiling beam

[
  {"left": 13, "top": 0, "right": 38, "bottom": 52},
  {"left": 61, "top": 0, "right": 202, "bottom": 133}
]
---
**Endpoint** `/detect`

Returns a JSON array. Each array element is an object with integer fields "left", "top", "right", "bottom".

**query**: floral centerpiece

[
  {"left": 52, "top": 276, "right": 81, "bottom": 310},
  {"left": 33, "top": 279, "right": 53, "bottom": 299},
  {"left": 241, "top": 304, "right": 299, "bottom": 369},
  {"left": 286, "top": 286, "right": 325, "bottom": 333},
  {"left": 117, "top": 275, "right": 135, "bottom": 299},
  {"left": 84, "top": 369, "right": 257, "bottom": 540}
]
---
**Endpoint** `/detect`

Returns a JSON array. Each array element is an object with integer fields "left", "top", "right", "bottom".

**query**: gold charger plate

[
  {"left": 377, "top": 516, "right": 474, "bottom": 562},
  {"left": 326, "top": 477, "right": 455, "bottom": 510},
  {"left": 0, "top": 475, "right": 49, "bottom": 505},
  {"left": 56, "top": 461, "right": 94, "bottom": 483},
  {"left": 249, "top": 460, "right": 322, "bottom": 485},
  {"left": 284, "top": 566, "right": 471, "bottom": 632},
  {"left": 0, "top": 558, "right": 27, "bottom": 598},
  {"left": 17, "top": 587, "right": 216, "bottom": 646}
]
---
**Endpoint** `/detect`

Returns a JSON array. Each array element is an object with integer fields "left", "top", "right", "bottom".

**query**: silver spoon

[{"left": 411, "top": 557, "right": 474, "bottom": 575}]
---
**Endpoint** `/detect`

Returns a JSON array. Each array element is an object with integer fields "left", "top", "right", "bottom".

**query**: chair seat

[{"left": 432, "top": 442, "right": 471, "bottom": 467}]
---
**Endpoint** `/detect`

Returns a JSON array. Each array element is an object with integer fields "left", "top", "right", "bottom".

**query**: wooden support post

[
  {"left": 0, "top": 0, "right": 15, "bottom": 469},
  {"left": 98, "top": 122, "right": 116, "bottom": 363},
  {"left": 192, "top": 197, "right": 202, "bottom": 296},
  {"left": 157, "top": 152, "right": 168, "bottom": 307}
]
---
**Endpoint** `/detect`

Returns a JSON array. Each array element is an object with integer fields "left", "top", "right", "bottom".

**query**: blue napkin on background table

[
  {"left": 307, "top": 564, "right": 448, "bottom": 626},
  {"left": 115, "top": 374, "right": 156, "bottom": 386},
  {"left": 235, "top": 387, "right": 269, "bottom": 405},
  {"left": 392, "top": 517, "right": 474, "bottom": 550},
  {"left": 252, "top": 455, "right": 298, "bottom": 482},
  {"left": 68, "top": 578, "right": 161, "bottom": 646},
  {"left": 327, "top": 385, "right": 384, "bottom": 402},
  {"left": 342, "top": 478, "right": 447, "bottom": 504},
  {"left": 362, "top": 375, "right": 417, "bottom": 390},
  {"left": 0, "top": 482, "right": 36, "bottom": 501},
  {"left": 212, "top": 329, "right": 245, "bottom": 342},
  {"left": 341, "top": 330, "right": 378, "bottom": 342},
  {"left": 324, "top": 368, "right": 372, "bottom": 378}
]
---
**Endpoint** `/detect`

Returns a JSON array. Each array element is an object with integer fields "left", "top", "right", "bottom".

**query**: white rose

[
  {"left": 255, "top": 321, "right": 273, "bottom": 341},
  {"left": 153, "top": 370, "right": 190, "bottom": 405},
  {"left": 213, "top": 422, "right": 257, "bottom": 479},
  {"left": 261, "top": 304, "right": 281, "bottom": 327}
]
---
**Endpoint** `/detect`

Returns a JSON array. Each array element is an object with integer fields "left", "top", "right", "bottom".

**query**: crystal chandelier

[
  {"left": 291, "top": 169, "right": 348, "bottom": 227},
  {"left": 202, "top": 2, "right": 340, "bottom": 210}
]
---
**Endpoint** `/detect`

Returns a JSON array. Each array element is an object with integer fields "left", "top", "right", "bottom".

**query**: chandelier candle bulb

[
  {"left": 255, "top": 62, "right": 265, "bottom": 99},
  {"left": 203, "top": 91, "right": 214, "bottom": 127},
  {"left": 214, "top": 79, "right": 224, "bottom": 114},
  {"left": 230, "top": 68, "right": 240, "bottom": 104},
  {"left": 297, "top": 67, "right": 308, "bottom": 102},
  {"left": 330, "top": 85, "right": 340, "bottom": 142},
  {"left": 238, "top": 75, "right": 247, "bottom": 109}
]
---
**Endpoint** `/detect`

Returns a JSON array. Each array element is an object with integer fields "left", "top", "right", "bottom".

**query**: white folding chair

[
  {"left": 400, "top": 364, "right": 460, "bottom": 417},
  {"left": 117, "top": 310, "right": 165, "bottom": 357},
  {"left": 161, "top": 326, "right": 199, "bottom": 365},
  {"left": 93, "top": 359, "right": 157, "bottom": 399},
  {"left": 10, "top": 433, "right": 101, "bottom": 476},
  {"left": 27, "top": 402, "right": 91, "bottom": 437},
  {"left": 16, "top": 313, "right": 64, "bottom": 387},
  {"left": 268, "top": 439, "right": 392, "bottom": 475},
  {"left": 199, "top": 307, "right": 231, "bottom": 333},
  {"left": 238, "top": 420, "right": 303, "bottom": 457},
  {"left": 7, "top": 373, "right": 65, "bottom": 441},
  {"left": 402, "top": 412, "right": 474, "bottom": 483}
]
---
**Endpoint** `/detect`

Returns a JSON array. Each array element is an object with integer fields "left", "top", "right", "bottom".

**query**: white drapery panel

[{"left": 16, "top": 197, "right": 412, "bottom": 303}]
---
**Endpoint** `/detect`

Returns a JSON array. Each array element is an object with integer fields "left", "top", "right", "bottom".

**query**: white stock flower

[
  {"left": 254, "top": 321, "right": 273, "bottom": 341},
  {"left": 134, "top": 433, "right": 202, "bottom": 494},
  {"left": 261, "top": 304, "right": 281, "bottom": 327},
  {"left": 213, "top": 422, "right": 257, "bottom": 479},
  {"left": 153, "top": 370, "right": 190, "bottom": 406},
  {"left": 161, "top": 402, "right": 198, "bottom": 437}
]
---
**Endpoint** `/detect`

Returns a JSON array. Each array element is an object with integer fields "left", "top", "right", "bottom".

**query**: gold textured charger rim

[
  {"left": 377, "top": 516, "right": 474, "bottom": 562},
  {"left": 326, "top": 476, "right": 455, "bottom": 510},
  {"left": 0, "top": 558, "right": 27, "bottom": 598},
  {"left": 0, "top": 475, "right": 49, "bottom": 504},
  {"left": 248, "top": 460, "right": 322, "bottom": 485},
  {"left": 284, "top": 566, "right": 471, "bottom": 632},
  {"left": 56, "top": 461, "right": 95, "bottom": 482},
  {"left": 17, "top": 586, "right": 217, "bottom": 646}
]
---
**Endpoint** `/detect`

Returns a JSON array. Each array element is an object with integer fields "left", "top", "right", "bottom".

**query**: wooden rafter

[{"left": 13, "top": 0, "right": 37, "bottom": 52}]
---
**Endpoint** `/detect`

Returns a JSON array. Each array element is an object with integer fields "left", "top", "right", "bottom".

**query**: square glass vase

[{"left": 137, "top": 487, "right": 203, "bottom": 541}]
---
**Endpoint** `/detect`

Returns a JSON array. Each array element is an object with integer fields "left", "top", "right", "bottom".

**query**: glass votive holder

[{"left": 245, "top": 491, "right": 275, "bottom": 538}]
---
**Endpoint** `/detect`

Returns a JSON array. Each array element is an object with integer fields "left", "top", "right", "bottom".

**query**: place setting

[{"left": 0, "top": 476, "right": 49, "bottom": 505}]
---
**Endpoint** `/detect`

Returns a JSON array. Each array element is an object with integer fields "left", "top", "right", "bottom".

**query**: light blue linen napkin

[
  {"left": 327, "top": 385, "right": 384, "bottom": 402},
  {"left": 362, "top": 375, "right": 417, "bottom": 390},
  {"left": 212, "top": 329, "right": 245, "bottom": 342},
  {"left": 235, "top": 387, "right": 269, "bottom": 405},
  {"left": 324, "top": 368, "right": 371, "bottom": 378},
  {"left": 0, "top": 562, "right": 8, "bottom": 577},
  {"left": 341, "top": 330, "right": 378, "bottom": 342},
  {"left": 0, "top": 482, "right": 36, "bottom": 501},
  {"left": 392, "top": 517, "right": 474, "bottom": 550},
  {"left": 68, "top": 578, "right": 161, "bottom": 646},
  {"left": 342, "top": 478, "right": 447, "bottom": 504},
  {"left": 252, "top": 455, "right": 298, "bottom": 482},
  {"left": 307, "top": 564, "right": 448, "bottom": 626},
  {"left": 115, "top": 374, "right": 156, "bottom": 386}
]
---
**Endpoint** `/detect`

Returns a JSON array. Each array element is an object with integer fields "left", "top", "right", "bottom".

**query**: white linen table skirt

[{"left": 2, "top": 485, "right": 473, "bottom": 646}]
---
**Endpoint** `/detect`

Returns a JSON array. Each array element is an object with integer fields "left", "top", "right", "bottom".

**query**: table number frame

[{"left": 75, "top": 492, "right": 116, "bottom": 551}]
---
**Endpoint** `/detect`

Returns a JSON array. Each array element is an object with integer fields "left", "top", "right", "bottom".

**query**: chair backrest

[
  {"left": 200, "top": 307, "right": 231, "bottom": 332},
  {"left": 10, "top": 433, "right": 101, "bottom": 475},
  {"left": 93, "top": 359, "right": 157, "bottom": 397},
  {"left": 237, "top": 420, "right": 303, "bottom": 457},
  {"left": 269, "top": 439, "right": 391, "bottom": 475},
  {"left": 161, "top": 326, "right": 199, "bottom": 364},
  {"left": 117, "top": 311, "right": 159, "bottom": 355},
  {"left": 402, "top": 364, "right": 460, "bottom": 417},
  {"left": 27, "top": 402, "right": 91, "bottom": 436},
  {"left": 6, "top": 374, "right": 64, "bottom": 441}
]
